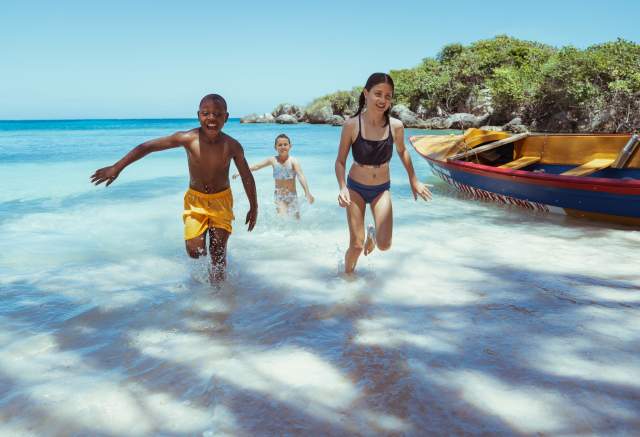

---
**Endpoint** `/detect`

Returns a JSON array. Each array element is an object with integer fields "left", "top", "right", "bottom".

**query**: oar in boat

[
  {"left": 447, "top": 132, "right": 530, "bottom": 162},
  {"left": 612, "top": 133, "right": 639, "bottom": 169}
]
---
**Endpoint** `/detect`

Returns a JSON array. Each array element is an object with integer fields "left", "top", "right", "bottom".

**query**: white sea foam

[{"left": 1, "top": 121, "right": 638, "bottom": 435}]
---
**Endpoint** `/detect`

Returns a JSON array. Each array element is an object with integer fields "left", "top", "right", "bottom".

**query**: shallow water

[{"left": 1, "top": 119, "right": 639, "bottom": 436}]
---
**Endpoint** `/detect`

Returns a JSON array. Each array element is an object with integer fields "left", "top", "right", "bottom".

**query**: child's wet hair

[
  {"left": 353, "top": 73, "right": 394, "bottom": 126},
  {"left": 199, "top": 94, "right": 227, "bottom": 111},
  {"left": 274, "top": 134, "right": 291, "bottom": 146}
]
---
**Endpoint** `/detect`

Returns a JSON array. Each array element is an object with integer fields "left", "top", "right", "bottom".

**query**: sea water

[{"left": 1, "top": 119, "right": 639, "bottom": 435}]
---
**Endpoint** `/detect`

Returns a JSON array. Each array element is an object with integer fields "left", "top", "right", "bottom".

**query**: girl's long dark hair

[{"left": 353, "top": 73, "right": 394, "bottom": 126}]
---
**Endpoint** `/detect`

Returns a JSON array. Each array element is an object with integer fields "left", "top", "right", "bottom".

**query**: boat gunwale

[{"left": 425, "top": 156, "right": 640, "bottom": 194}]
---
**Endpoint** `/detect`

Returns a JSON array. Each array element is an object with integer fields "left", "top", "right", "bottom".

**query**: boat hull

[{"left": 426, "top": 158, "right": 640, "bottom": 226}]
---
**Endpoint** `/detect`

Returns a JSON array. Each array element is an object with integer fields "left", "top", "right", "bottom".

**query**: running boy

[{"left": 90, "top": 94, "right": 258, "bottom": 282}]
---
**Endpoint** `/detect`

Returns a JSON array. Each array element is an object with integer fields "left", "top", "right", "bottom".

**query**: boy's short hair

[{"left": 200, "top": 94, "right": 227, "bottom": 111}]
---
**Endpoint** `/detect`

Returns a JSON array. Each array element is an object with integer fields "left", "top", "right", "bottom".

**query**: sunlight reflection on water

[{"left": 1, "top": 120, "right": 639, "bottom": 435}]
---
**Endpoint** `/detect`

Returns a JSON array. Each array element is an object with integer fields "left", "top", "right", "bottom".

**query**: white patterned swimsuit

[
  {"left": 273, "top": 158, "right": 298, "bottom": 203},
  {"left": 273, "top": 158, "right": 296, "bottom": 181}
]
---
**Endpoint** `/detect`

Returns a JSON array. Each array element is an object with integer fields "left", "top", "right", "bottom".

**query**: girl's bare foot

[{"left": 364, "top": 224, "right": 376, "bottom": 256}]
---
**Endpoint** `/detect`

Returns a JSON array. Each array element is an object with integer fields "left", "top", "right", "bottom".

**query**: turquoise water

[{"left": 1, "top": 119, "right": 639, "bottom": 435}]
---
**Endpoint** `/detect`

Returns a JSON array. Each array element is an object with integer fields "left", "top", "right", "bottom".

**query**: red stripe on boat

[{"left": 429, "top": 158, "right": 640, "bottom": 195}]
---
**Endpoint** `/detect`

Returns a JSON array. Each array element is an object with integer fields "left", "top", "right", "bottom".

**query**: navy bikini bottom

[{"left": 347, "top": 176, "right": 390, "bottom": 204}]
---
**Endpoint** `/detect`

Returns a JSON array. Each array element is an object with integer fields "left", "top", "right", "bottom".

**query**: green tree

[{"left": 306, "top": 36, "right": 640, "bottom": 132}]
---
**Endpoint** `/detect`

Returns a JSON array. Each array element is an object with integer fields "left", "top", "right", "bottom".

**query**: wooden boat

[{"left": 409, "top": 129, "right": 640, "bottom": 226}]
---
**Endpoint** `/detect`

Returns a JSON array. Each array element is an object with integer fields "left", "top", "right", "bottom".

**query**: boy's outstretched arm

[
  {"left": 91, "top": 131, "right": 189, "bottom": 186},
  {"left": 233, "top": 144, "right": 258, "bottom": 231}
]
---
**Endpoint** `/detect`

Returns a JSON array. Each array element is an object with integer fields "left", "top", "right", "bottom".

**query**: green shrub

[
  {"left": 308, "top": 36, "right": 640, "bottom": 131},
  {"left": 305, "top": 87, "right": 361, "bottom": 117}
]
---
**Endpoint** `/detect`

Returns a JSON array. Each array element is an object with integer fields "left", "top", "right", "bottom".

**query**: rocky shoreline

[
  {"left": 241, "top": 103, "right": 348, "bottom": 127},
  {"left": 241, "top": 37, "right": 640, "bottom": 134},
  {"left": 241, "top": 101, "right": 529, "bottom": 133}
]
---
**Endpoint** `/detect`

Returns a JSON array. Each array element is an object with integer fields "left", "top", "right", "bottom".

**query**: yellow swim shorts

[{"left": 183, "top": 187, "right": 234, "bottom": 239}]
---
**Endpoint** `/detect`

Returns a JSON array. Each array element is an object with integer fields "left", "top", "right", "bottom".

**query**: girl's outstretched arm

[
  {"left": 91, "top": 131, "right": 190, "bottom": 186},
  {"left": 292, "top": 158, "right": 314, "bottom": 204},
  {"left": 393, "top": 121, "right": 432, "bottom": 201},
  {"left": 232, "top": 157, "right": 273, "bottom": 179}
]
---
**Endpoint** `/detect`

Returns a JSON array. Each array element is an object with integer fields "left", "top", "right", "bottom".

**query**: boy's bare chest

[{"left": 188, "top": 142, "right": 231, "bottom": 170}]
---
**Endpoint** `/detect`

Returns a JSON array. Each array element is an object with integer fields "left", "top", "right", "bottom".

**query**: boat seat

[
  {"left": 560, "top": 158, "right": 615, "bottom": 177},
  {"left": 498, "top": 156, "right": 541, "bottom": 170}
]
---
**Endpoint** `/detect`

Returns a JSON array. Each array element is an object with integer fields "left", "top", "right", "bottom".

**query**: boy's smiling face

[{"left": 198, "top": 99, "right": 229, "bottom": 137}]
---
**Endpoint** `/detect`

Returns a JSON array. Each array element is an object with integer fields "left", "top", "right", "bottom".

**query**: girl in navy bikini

[
  {"left": 335, "top": 73, "right": 432, "bottom": 274},
  {"left": 235, "top": 134, "right": 314, "bottom": 218}
]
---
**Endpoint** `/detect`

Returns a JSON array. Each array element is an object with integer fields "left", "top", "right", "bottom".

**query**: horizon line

[{"left": 0, "top": 117, "right": 245, "bottom": 122}]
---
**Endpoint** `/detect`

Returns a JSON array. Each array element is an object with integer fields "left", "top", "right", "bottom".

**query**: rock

[
  {"left": 390, "top": 104, "right": 429, "bottom": 128},
  {"left": 272, "top": 103, "right": 304, "bottom": 120},
  {"left": 424, "top": 117, "right": 452, "bottom": 129},
  {"left": 502, "top": 117, "right": 529, "bottom": 133},
  {"left": 466, "top": 88, "right": 494, "bottom": 116},
  {"left": 255, "top": 113, "right": 276, "bottom": 123},
  {"left": 424, "top": 113, "right": 491, "bottom": 130},
  {"left": 305, "top": 105, "right": 334, "bottom": 124},
  {"left": 275, "top": 114, "right": 298, "bottom": 124},
  {"left": 537, "top": 111, "right": 575, "bottom": 132},
  {"left": 446, "top": 113, "right": 490, "bottom": 129},
  {"left": 241, "top": 112, "right": 276, "bottom": 123},
  {"left": 327, "top": 115, "right": 345, "bottom": 126},
  {"left": 415, "top": 104, "right": 429, "bottom": 118},
  {"left": 504, "top": 123, "right": 529, "bottom": 133},
  {"left": 341, "top": 108, "right": 356, "bottom": 118},
  {"left": 240, "top": 113, "right": 258, "bottom": 123},
  {"left": 479, "top": 125, "right": 504, "bottom": 131},
  {"left": 578, "top": 108, "right": 615, "bottom": 132}
]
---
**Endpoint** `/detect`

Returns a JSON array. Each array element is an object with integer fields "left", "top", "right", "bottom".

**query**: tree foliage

[
  {"left": 306, "top": 87, "right": 362, "bottom": 117},
  {"left": 307, "top": 36, "right": 640, "bottom": 131},
  {"left": 389, "top": 36, "right": 639, "bottom": 131}
]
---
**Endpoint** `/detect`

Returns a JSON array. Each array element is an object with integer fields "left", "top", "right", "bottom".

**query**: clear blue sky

[{"left": 2, "top": 0, "right": 639, "bottom": 119}]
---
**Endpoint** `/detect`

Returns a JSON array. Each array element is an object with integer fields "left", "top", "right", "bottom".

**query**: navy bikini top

[{"left": 351, "top": 114, "right": 393, "bottom": 165}]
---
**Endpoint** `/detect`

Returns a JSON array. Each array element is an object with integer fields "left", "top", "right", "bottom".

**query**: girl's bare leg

[
  {"left": 345, "top": 189, "right": 366, "bottom": 273},
  {"left": 363, "top": 224, "right": 375, "bottom": 256},
  {"left": 287, "top": 198, "right": 300, "bottom": 220},
  {"left": 276, "top": 190, "right": 299, "bottom": 219},
  {"left": 370, "top": 190, "right": 393, "bottom": 251},
  {"left": 275, "top": 200, "right": 289, "bottom": 217},
  {"left": 208, "top": 227, "right": 230, "bottom": 283}
]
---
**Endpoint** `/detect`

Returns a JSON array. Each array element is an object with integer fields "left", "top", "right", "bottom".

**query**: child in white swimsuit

[{"left": 234, "top": 134, "right": 314, "bottom": 218}]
